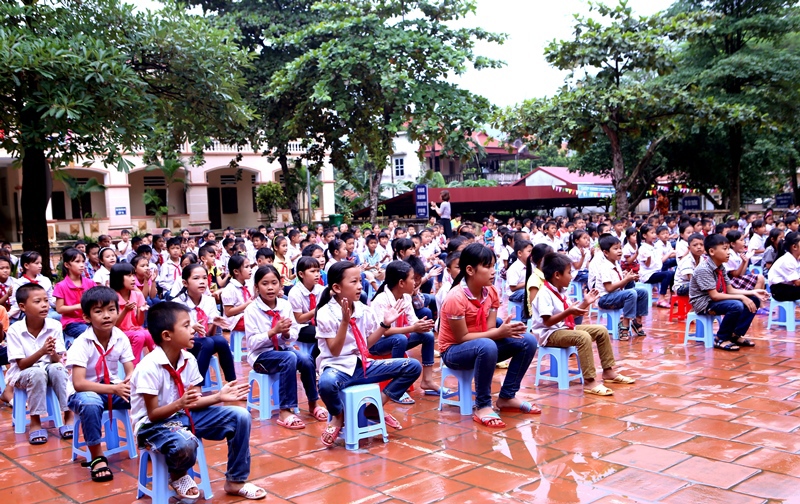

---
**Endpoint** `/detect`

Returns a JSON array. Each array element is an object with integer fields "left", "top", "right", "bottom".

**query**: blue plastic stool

[
  {"left": 296, "top": 341, "right": 315, "bottom": 357},
  {"left": 137, "top": 439, "right": 213, "bottom": 502},
  {"left": 340, "top": 384, "right": 389, "bottom": 451},
  {"left": 684, "top": 312, "right": 716, "bottom": 348},
  {"left": 749, "top": 265, "right": 763, "bottom": 276},
  {"left": 230, "top": 330, "right": 247, "bottom": 362},
  {"left": 567, "top": 282, "right": 584, "bottom": 303},
  {"left": 535, "top": 346, "right": 584, "bottom": 390},
  {"left": 596, "top": 308, "right": 624, "bottom": 340},
  {"left": 12, "top": 386, "right": 64, "bottom": 434},
  {"left": 634, "top": 282, "right": 654, "bottom": 307},
  {"left": 767, "top": 299, "right": 797, "bottom": 332},
  {"left": 0, "top": 366, "right": 5, "bottom": 391},
  {"left": 72, "top": 408, "right": 137, "bottom": 461},
  {"left": 202, "top": 356, "right": 222, "bottom": 394},
  {"left": 508, "top": 300, "right": 524, "bottom": 321},
  {"left": 438, "top": 364, "right": 476, "bottom": 415}
]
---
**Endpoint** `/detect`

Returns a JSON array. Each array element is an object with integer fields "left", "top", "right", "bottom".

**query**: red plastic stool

[
  {"left": 669, "top": 295, "right": 691, "bottom": 322},
  {"left": 369, "top": 353, "right": 414, "bottom": 392}
]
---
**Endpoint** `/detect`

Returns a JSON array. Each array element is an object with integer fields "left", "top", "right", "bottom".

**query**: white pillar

[
  {"left": 106, "top": 168, "right": 133, "bottom": 232},
  {"left": 186, "top": 167, "right": 210, "bottom": 228}
]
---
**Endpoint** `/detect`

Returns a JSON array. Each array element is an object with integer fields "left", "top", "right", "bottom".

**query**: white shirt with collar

[
  {"left": 596, "top": 258, "right": 625, "bottom": 297},
  {"left": 130, "top": 346, "right": 203, "bottom": 433},
  {"left": 768, "top": 253, "right": 800, "bottom": 286},
  {"left": 244, "top": 296, "right": 298, "bottom": 366},
  {"left": 529, "top": 282, "right": 570, "bottom": 346},
  {"left": 156, "top": 259, "right": 182, "bottom": 293},
  {"left": 11, "top": 275, "right": 56, "bottom": 317},
  {"left": 5, "top": 317, "right": 66, "bottom": 387},
  {"left": 92, "top": 267, "right": 111, "bottom": 288},
  {"left": 219, "top": 279, "right": 251, "bottom": 331},
  {"left": 287, "top": 281, "right": 325, "bottom": 331},
  {"left": 638, "top": 242, "right": 662, "bottom": 282},
  {"left": 316, "top": 300, "right": 378, "bottom": 375},
  {"left": 371, "top": 288, "right": 417, "bottom": 332},
  {"left": 174, "top": 293, "right": 220, "bottom": 330},
  {"left": 66, "top": 326, "right": 135, "bottom": 384}
]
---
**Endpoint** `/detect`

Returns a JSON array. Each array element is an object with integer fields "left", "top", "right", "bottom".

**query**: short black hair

[
  {"left": 404, "top": 254, "right": 427, "bottom": 277},
  {"left": 704, "top": 233, "right": 729, "bottom": 253},
  {"left": 296, "top": 256, "right": 319, "bottom": 273},
  {"left": 366, "top": 235, "right": 378, "bottom": 244},
  {"left": 16, "top": 283, "right": 46, "bottom": 304},
  {"left": 86, "top": 242, "right": 100, "bottom": 252},
  {"left": 80, "top": 286, "right": 119, "bottom": 315},
  {"left": 136, "top": 244, "right": 153, "bottom": 255},
  {"left": 340, "top": 232, "right": 355, "bottom": 242},
  {"left": 256, "top": 247, "right": 275, "bottom": 261},
  {"left": 542, "top": 252, "right": 572, "bottom": 281},
  {"left": 598, "top": 234, "right": 621, "bottom": 252},
  {"left": 687, "top": 232, "right": 705, "bottom": 245},
  {"left": 198, "top": 245, "right": 216, "bottom": 258},
  {"left": 147, "top": 302, "right": 191, "bottom": 345},
  {"left": 167, "top": 237, "right": 182, "bottom": 248}
]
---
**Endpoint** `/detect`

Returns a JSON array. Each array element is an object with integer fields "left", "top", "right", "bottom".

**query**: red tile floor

[{"left": 2, "top": 306, "right": 800, "bottom": 503}]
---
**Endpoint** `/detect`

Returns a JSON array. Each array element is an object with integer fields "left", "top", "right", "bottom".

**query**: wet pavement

[{"left": 1, "top": 306, "right": 799, "bottom": 503}]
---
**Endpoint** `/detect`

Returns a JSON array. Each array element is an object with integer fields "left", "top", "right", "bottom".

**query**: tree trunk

[
  {"left": 790, "top": 154, "right": 799, "bottom": 204},
  {"left": 278, "top": 153, "right": 301, "bottom": 224},
  {"left": 602, "top": 125, "right": 629, "bottom": 217},
  {"left": 728, "top": 124, "right": 743, "bottom": 213},
  {"left": 366, "top": 161, "right": 381, "bottom": 223},
  {"left": 21, "top": 144, "right": 53, "bottom": 277}
]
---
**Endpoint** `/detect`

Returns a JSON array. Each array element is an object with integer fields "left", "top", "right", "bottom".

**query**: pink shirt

[
  {"left": 117, "top": 290, "right": 147, "bottom": 331},
  {"left": 53, "top": 277, "right": 97, "bottom": 327}
]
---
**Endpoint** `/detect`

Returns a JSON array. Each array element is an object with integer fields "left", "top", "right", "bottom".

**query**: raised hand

[
  {"left": 219, "top": 379, "right": 249, "bottom": 402},
  {"left": 339, "top": 298, "right": 351, "bottom": 321},
  {"left": 383, "top": 299, "right": 404, "bottom": 326}
]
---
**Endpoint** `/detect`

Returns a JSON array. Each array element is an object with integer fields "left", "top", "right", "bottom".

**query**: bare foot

[{"left": 419, "top": 380, "right": 440, "bottom": 391}]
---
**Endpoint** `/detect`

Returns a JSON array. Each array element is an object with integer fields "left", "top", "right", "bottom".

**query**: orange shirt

[{"left": 438, "top": 284, "right": 500, "bottom": 354}]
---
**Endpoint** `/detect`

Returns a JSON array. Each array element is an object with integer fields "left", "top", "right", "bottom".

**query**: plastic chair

[
  {"left": 137, "top": 439, "right": 213, "bottom": 503},
  {"left": 669, "top": 295, "right": 691, "bottom": 322},
  {"left": 340, "top": 383, "right": 389, "bottom": 451},
  {"left": 767, "top": 299, "right": 797, "bottom": 332},
  {"left": 535, "top": 346, "right": 584, "bottom": 390},
  {"left": 230, "top": 330, "right": 247, "bottom": 362},
  {"left": 246, "top": 370, "right": 282, "bottom": 420},
  {"left": 634, "top": 282, "right": 654, "bottom": 307},
  {"left": 684, "top": 312, "right": 715, "bottom": 348},
  {"left": 72, "top": 409, "right": 137, "bottom": 462},
  {"left": 596, "top": 308, "right": 624, "bottom": 340},
  {"left": 567, "top": 282, "right": 584, "bottom": 303},
  {"left": 438, "top": 364, "right": 476, "bottom": 415},
  {"left": 508, "top": 300, "right": 524, "bottom": 321},
  {"left": 12, "top": 387, "right": 64, "bottom": 434},
  {"left": 201, "top": 356, "right": 222, "bottom": 394}
]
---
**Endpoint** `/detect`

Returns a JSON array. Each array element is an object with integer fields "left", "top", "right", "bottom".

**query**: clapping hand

[
  {"left": 382, "top": 299, "right": 404, "bottom": 327},
  {"left": 219, "top": 379, "right": 249, "bottom": 403},
  {"left": 498, "top": 314, "right": 526, "bottom": 338},
  {"left": 582, "top": 288, "right": 600, "bottom": 306}
]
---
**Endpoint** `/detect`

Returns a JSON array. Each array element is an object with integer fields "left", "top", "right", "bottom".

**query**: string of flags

[
  {"left": 551, "top": 183, "right": 698, "bottom": 198},
  {"left": 550, "top": 185, "right": 611, "bottom": 198}
]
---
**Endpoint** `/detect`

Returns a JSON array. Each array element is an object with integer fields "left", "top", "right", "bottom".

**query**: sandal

[
  {"left": 232, "top": 482, "right": 267, "bottom": 500},
  {"left": 170, "top": 474, "right": 200, "bottom": 501},
  {"left": 733, "top": 335, "right": 756, "bottom": 347},
  {"left": 312, "top": 406, "right": 329, "bottom": 422},
  {"left": 384, "top": 413, "right": 403, "bottom": 430},
  {"left": 276, "top": 414, "right": 306, "bottom": 430},
  {"left": 714, "top": 339, "right": 740, "bottom": 352},
  {"left": 631, "top": 321, "right": 647, "bottom": 337},
  {"left": 81, "top": 455, "right": 113, "bottom": 483},
  {"left": 585, "top": 384, "right": 614, "bottom": 396},
  {"left": 472, "top": 412, "right": 506, "bottom": 428},
  {"left": 497, "top": 401, "right": 541, "bottom": 415},
  {"left": 390, "top": 392, "right": 415, "bottom": 405},
  {"left": 28, "top": 428, "right": 48, "bottom": 445},
  {"left": 607, "top": 374, "right": 636, "bottom": 384},
  {"left": 59, "top": 424, "right": 74, "bottom": 440},
  {"left": 321, "top": 424, "right": 342, "bottom": 447},
  {"left": 618, "top": 325, "right": 630, "bottom": 341}
]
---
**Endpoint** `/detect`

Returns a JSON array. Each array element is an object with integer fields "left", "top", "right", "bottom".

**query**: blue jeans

[
  {"left": 644, "top": 270, "right": 675, "bottom": 295},
  {"left": 64, "top": 322, "right": 89, "bottom": 349},
  {"left": 662, "top": 258, "right": 677, "bottom": 271},
  {"left": 598, "top": 288, "right": 649, "bottom": 319},
  {"left": 318, "top": 358, "right": 422, "bottom": 417},
  {"left": 253, "top": 348, "right": 318, "bottom": 409},
  {"left": 136, "top": 406, "right": 251, "bottom": 482},
  {"left": 68, "top": 391, "right": 130, "bottom": 446},
  {"left": 442, "top": 334, "right": 538, "bottom": 410},
  {"left": 508, "top": 289, "right": 525, "bottom": 303},
  {"left": 705, "top": 296, "right": 760, "bottom": 341},
  {"left": 369, "top": 332, "right": 435, "bottom": 366},
  {"left": 189, "top": 335, "right": 236, "bottom": 384},
  {"left": 414, "top": 306, "right": 433, "bottom": 321}
]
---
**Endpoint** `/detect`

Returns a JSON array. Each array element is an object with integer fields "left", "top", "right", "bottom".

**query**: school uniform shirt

[
  {"left": 675, "top": 239, "right": 689, "bottom": 260},
  {"left": 10, "top": 274, "right": 55, "bottom": 319},
  {"left": 155, "top": 259, "right": 182, "bottom": 294},
  {"left": 130, "top": 347, "right": 203, "bottom": 433},
  {"left": 525, "top": 267, "right": 545, "bottom": 315},
  {"left": 66, "top": 326, "right": 135, "bottom": 383},
  {"left": 438, "top": 283, "right": 500, "bottom": 355},
  {"left": 324, "top": 258, "right": 338, "bottom": 273},
  {"left": 529, "top": 282, "right": 571, "bottom": 346},
  {"left": 637, "top": 242, "right": 662, "bottom": 282},
  {"left": 747, "top": 233, "right": 766, "bottom": 262},
  {"left": 567, "top": 246, "right": 590, "bottom": 276},
  {"left": 316, "top": 300, "right": 379, "bottom": 375},
  {"left": 0, "top": 277, "right": 15, "bottom": 312},
  {"left": 175, "top": 293, "right": 220, "bottom": 334},
  {"left": 116, "top": 240, "right": 131, "bottom": 257},
  {"left": 53, "top": 277, "right": 97, "bottom": 328},
  {"left": 587, "top": 252, "right": 605, "bottom": 292},
  {"left": 768, "top": 253, "right": 800, "bottom": 286},
  {"left": 371, "top": 289, "right": 417, "bottom": 334},
  {"left": 596, "top": 258, "right": 625, "bottom": 297},
  {"left": 244, "top": 297, "right": 299, "bottom": 366},
  {"left": 274, "top": 256, "right": 294, "bottom": 287},
  {"left": 541, "top": 235, "right": 561, "bottom": 253},
  {"left": 655, "top": 240, "right": 674, "bottom": 261},
  {"left": 673, "top": 254, "right": 698, "bottom": 291},
  {"left": 419, "top": 242, "right": 439, "bottom": 262},
  {"left": 689, "top": 257, "right": 730, "bottom": 314},
  {"left": 92, "top": 267, "right": 111, "bottom": 288},
  {"left": 435, "top": 281, "right": 452, "bottom": 313},
  {"left": 621, "top": 242, "right": 637, "bottom": 264},
  {"left": 725, "top": 251, "right": 744, "bottom": 275},
  {"left": 5, "top": 317, "right": 66, "bottom": 387},
  {"left": 505, "top": 258, "right": 527, "bottom": 297},
  {"left": 287, "top": 282, "right": 325, "bottom": 331},
  {"left": 219, "top": 279, "right": 251, "bottom": 331},
  {"left": 497, "top": 246, "right": 509, "bottom": 265}
]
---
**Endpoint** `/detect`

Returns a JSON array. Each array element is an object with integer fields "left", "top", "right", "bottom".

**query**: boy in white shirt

[
  {"left": 130, "top": 302, "right": 266, "bottom": 501},
  {"left": 155, "top": 237, "right": 183, "bottom": 299},
  {"left": 673, "top": 233, "right": 705, "bottom": 296},
  {"left": 507, "top": 240, "right": 532, "bottom": 304},
  {"left": 767, "top": 231, "right": 800, "bottom": 301},
  {"left": 116, "top": 229, "right": 132, "bottom": 258},
  {"left": 288, "top": 257, "right": 326, "bottom": 358}
]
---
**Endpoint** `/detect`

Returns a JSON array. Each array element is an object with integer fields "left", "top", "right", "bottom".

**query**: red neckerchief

[
  {"left": 92, "top": 340, "right": 115, "bottom": 425},
  {"left": 543, "top": 281, "right": 575, "bottom": 329},
  {"left": 716, "top": 267, "right": 727, "bottom": 294},
  {"left": 194, "top": 305, "right": 208, "bottom": 335},
  {"left": 279, "top": 261, "right": 289, "bottom": 282},
  {"left": 396, "top": 312, "right": 410, "bottom": 338},
  {"left": 317, "top": 276, "right": 324, "bottom": 286},
  {"left": 233, "top": 284, "right": 251, "bottom": 331},
  {"left": 156, "top": 253, "right": 164, "bottom": 267},
  {"left": 308, "top": 292, "right": 317, "bottom": 326},
  {"left": 349, "top": 316, "right": 370, "bottom": 377},
  {"left": 23, "top": 275, "right": 38, "bottom": 284},
  {"left": 162, "top": 359, "right": 195, "bottom": 434},
  {"left": 0, "top": 283, "right": 7, "bottom": 309},
  {"left": 265, "top": 309, "right": 282, "bottom": 350},
  {"left": 462, "top": 285, "right": 489, "bottom": 332}
]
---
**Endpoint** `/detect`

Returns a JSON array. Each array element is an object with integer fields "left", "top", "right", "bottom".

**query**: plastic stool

[
  {"left": 508, "top": 300, "right": 524, "bottom": 321},
  {"left": 230, "top": 330, "right": 247, "bottom": 362},
  {"left": 684, "top": 312, "right": 715, "bottom": 348},
  {"left": 749, "top": 265, "right": 763, "bottom": 276},
  {"left": 634, "top": 282, "right": 654, "bottom": 307},
  {"left": 438, "top": 364, "right": 476, "bottom": 415},
  {"left": 202, "top": 356, "right": 222, "bottom": 394},
  {"left": 535, "top": 346, "right": 584, "bottom": 390},
  {"left": 246, "top": 370, "right": 281, "bottom": 420},
  {"left": 296, "top": 341, "right": 315, "bottom": 357},
  {"left": 597, "top": 308, "right": 624, "bottom": 340},
  {"left": 137, "top": 439, "right": 213, "bottom": 502},
  {"left": 12, "top": 386, "right": 64, "bottom": 434},
  {"left": 340, "top": 383, "right": 388, "bottom": 451},
  {"left": 767, "top": 299, "right": 797, "bottom": 332},
  {"left": 72, "top": 408, "right": 137, "bottom": 461},
  {"left": 0, "top": 366, "right": 5, "bottom": 391},
  {"left": 669, "top": 295, "right": 691, "bottom": 322},
  {"left": 567, "top": 282, "right": 584, "bottom": 303}
]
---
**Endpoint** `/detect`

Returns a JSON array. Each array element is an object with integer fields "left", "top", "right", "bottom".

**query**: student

[
  {"left": 199, "top": 245, "right": 229, "bottom": 297},
  {"left": 435, "top": 252, "right": 460, "bottom": 314},
  {"left": 174, "top": 264, "right": 237, "bottom": 384},
  {"left": 438, "top": 243, "right": 538, "bottom": 428},
  {"left": 90, "top": 247, "right": 116, "bottom": 288},
  {"left": 255, "top": 247, "right": 275, "bottom": 266},
  {"left": 391, "top": 238, "right": 415, "bottom": 261},
  {"left": 361, "top": 235, "right": 385, "bottom": 281},
  {"left": 110, "top": 263, "right": 154, "bottom": 365},
  {"left": 288, "top": 257, "right": 325, "bottom": 359},
  {"left": 674, "top": 222, "right": 693, "bottom": 261},
  {"left": 130, "top": 302, "right": 266, "bottom": 500},
  {"left": 302, "top": 244, "right": 327, "bottom": 284},
  {"left": 507, "top": 240, "right": 533, "bottom": 304},
  {"left": 593, "top": 235, "right": 649, "bottom": 341},
  {"left": 131, "top": 255, "right": 158, "bottom": 304},
  {"left": 244, "top": 265, "right": 327, "bottom": 430},
  {"left": 315, "top": 261, "right": 422, "bottom": 446},
  {"left": 0, "top": 256, "right": 14, "bottom": 313},
  {"left": 523, "top": 243, "right": 553, "bottom": 319},
  {"left": 85, "top": 243, "right": 101, "bottom": 280},
  {"left": 116, "top": 229, "right": 132, "bottom": 258},
  {"left": 672, "top": 233, "right": 705, "bottom": 297},
  {"left": 725, "top": 231, "right": 767, "bottom": 292},
  {"left": 66, "top": 286, "right": 135, "bottom": 482},
  {"left": 638, "top": 224, "right": 674, "bottom": 308},
  {"left": 620, "top": 227, "right": 640, "bottom": 273},
  {"left": 761, "top": 227, "right": 784, "bottom": 275},
  {"left": 10, "top": 251, "right": 57, "bottom": 322},
  {"left": 530, "top": 253, "right": 634, "bottom": 396},
  {"left": 655, "top": 225, "right": 677, "bottom": 270},
  {"left": 540, "top": 221, "right": 561, "bottom": 252},
  {"left": 220, "top": 255, "right": 254, "bottom": 334},
  {"left": 54, "top": 248, "right": 96, "bottom": 346},
  {"left": 767, "top": 231, "right": 800, "bottom": 302},
  {"left": 6, "top": 284, "right": 74, "bottom": 444},
  {"left": 155, "top": 237, "right": 183, "bottom": 299},
  {"left": 747, "top": 219, "right": 768, "bottom": 265},
  {"left": 287, "top": 229, "right": 303, "bottom": 263},
  {"left": 370, "top": 261, "right": 438, "bottom": 398},
  {"left": 567, "top": 230, "right": 591, "bottom": 291},
  {"left": 273, "top": 236, "right": 296, "bottom": 295},
  {"left": 690, "top": 234, "right": 769, "bottom": 351}
]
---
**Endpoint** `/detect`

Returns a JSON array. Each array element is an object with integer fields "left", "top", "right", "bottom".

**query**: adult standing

[{"left": 431, "top": 190, "right": 453, "bottom": 238}]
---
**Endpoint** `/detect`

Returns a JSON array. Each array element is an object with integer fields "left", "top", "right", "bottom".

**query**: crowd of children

[{"left": 0, "top": 207, "right": 793, "bottom": 497}]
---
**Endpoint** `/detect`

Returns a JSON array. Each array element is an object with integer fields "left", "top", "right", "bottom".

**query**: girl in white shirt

[
  {"left": 220, "top": 255, "right": 254, "bottom": 333},
  {"left": 747, "top": 219, "right": 768, "bottom": 264},
  {"left": 767, "top": 231, "right": 800, "bottom": 301},
  {"left": 638, "top": 224, "right": 674, "bottom": 308},
  {"left": 567, "top": 230, "right": 592, "bottom": 289},
  {"left": 674, "top": 222, "right": 693, "bottom": 261},
  {"left": 13, "top": 251, "right": 58, "bottom": 321},
  {"left": 244, "top": 264, "right": 327, "bottom": 430},
  {"left": 621, "top": 228, "right": 639, "bottom": 274},
  {"left": 726, "top": 231, "right": 766, "bottom": 291},
  {"left": 91, "top": 247, "right": 117, "bottom": 288},
  {"left": 316, "top": 261, "right": 421, "bottom": 447}
]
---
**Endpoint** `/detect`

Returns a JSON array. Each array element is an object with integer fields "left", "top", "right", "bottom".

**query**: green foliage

[
  {"left": 53, "top": 173, "right": 106, "bottom": 238},
  {"left": 446, "top": 179, "right": 498, "bottom": 188},
  {"left": 417, "top": 170, "right": 447, "bottom": 189},
  {"left": 143, "top": 189, "right": 169, "bottom": 228},
  {"left": 255, "top": 182, "right": 288, "bottom": 223},
  {"left": 145, "top": 157, "right": 187, "bottom": 229}
]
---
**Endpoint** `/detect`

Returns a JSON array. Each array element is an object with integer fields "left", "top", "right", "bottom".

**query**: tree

[
  {"left": 255, "top": 182, "right": 287, "bottom": 224},
  {"left": 145, "top": 157, "right": 187, "bottom": 229},
  {"left": 0, "top": 0, "right": 252, "bottom": 275},
  {"left": 269, "top": 0, "right": 504, "bottom": 222},
  {"left": 497, "top": 1, "right": 755, "bottom": 216},
  {"left": 55, "top": 173, "right": 106, "bottom": 238}
]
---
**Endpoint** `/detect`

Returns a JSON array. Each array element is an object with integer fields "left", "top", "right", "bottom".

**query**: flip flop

[
  {"left": 390, "top": 392, "right": 415, "bottom": 405},
  {"left": 59, "top": 424, "right": 74, "bottom": 440},
  {"left": 312, "top": 406, "right": 329, "bottom": 422},
  {"left": 321, "top": 424, "right": 342, "bottom": 447},
  {"left": 585, "top": 384, "right": 614, "bottom": 396},
  {"left": 472, "top": 412, "right": 506, "bottom": 428},
  {"left": 607, "top": 374, "right": 636, "bottom": 385},
  {"left": 233, "top": 483, "right": 267, "bottom": 500},
  {"left": 276, "top": 414, "right": 306, "bottom": 430},
  {"left": 423, "top": 387, "right": 452, "bottom": 396},
  {"left": 733, "top": 335, "right": 756, "bottom": 347},
  {"left": 497, "top": 401, "right": 541, "bottom": 415},
  {"left": 384, "top": 413, "right": 403, "bottom": 430},
  {"left": 714, "top": 339, "right": 740, "bottom": 352},
  {"left": 28, "top": 428, "right": 48, "bottom": 445}
]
